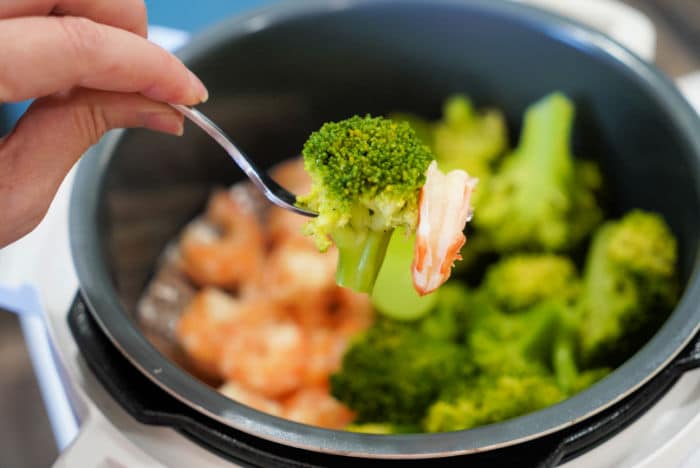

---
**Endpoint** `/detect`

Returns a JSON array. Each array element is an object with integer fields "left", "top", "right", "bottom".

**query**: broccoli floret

[
  {"left": 475, "top": 92, "right": 603, "bottom": 252},
  {"left": 432, "top": 95, "right": 508, "bottom": 178},
  {"left": 467, "top": 301, "right": 560, "bottom": 376},
  {"left": 418, "top": 282, "right": 471, "bottom": 342},
  {"left": 571, "top": 160, "right": 605, "bottom": 246},
  {"left": 578, "top": 210, "right": 678, "bottom": 366},
  {"left": 388, "top": 113, "right": 434, "bottom": 147},
  {"left": 481, "top": 254, "right": 580, "bottom": 311},
  {"left": 298, "top": 115, "right": 433, "bottom": 293},
  {"left": 424, "top": 374, "right": 565, "bottom": 432},
  {"left": 552, "top": 307, "right": 611, "bottom": 394},
  {"left": 330, "top": 319, "right": 474, "bottom": 424}
]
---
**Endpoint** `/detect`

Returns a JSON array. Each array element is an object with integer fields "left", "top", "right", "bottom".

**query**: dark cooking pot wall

[{"left": 76, "top": 0, "right": 700, "bottom": 458}]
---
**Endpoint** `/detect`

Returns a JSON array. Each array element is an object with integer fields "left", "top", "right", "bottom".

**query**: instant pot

[{"left": 3, "top": 0, "right": 700, "bottom": 466}]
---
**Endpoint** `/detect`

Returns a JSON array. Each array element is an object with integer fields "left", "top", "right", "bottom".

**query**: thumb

[{"left": 0, "top": 88, "right": 184, "bottom": 246}]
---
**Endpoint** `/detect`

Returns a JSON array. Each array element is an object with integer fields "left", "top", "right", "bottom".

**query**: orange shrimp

[
  {"left": 412, "top": 161, "right": 478, "bottom": 295},
  {"left": 218, "top": 319, "right": 308, "bottom": 398},
  {"left": 282, "top": 386, "right": 355, "bottom": 429},
  {"left": 329, "top": 287, "right": 374, "bottom": 338},
  {"left": 260, "top": 237, "right": 339, "bottom": 301},
  {"left": 180, "top": 190, "right": 264, "bottom": 290},
  {"left": 219, "top": 381, "right": 283, "bottom": 417},
  {"left": 303, "top": 329, "right": 349, "bottom": 386},
  {"left": 268, "top": 157, "right": 314, "bottom": 246},
  {"left": 176, "top": 287, "right": 246, "bottom": 378}
]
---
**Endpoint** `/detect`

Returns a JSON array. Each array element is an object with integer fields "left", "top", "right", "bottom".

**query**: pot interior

[{"left": 80, "top": 0, "right": 700, "bottom": 455}]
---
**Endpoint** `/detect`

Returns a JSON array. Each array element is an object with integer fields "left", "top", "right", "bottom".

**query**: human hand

[{"left": 0, "top": 0, "right": 209, "bottom": 247}]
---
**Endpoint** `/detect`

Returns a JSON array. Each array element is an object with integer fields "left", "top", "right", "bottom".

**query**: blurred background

[{"left": 0, "top": 0, "right": 698, "bottom": 467}]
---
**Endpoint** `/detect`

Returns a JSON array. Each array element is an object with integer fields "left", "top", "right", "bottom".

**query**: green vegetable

[
  {"left": 578, "top": 210, "right": 678, "bottom": 366},
  {"left": 297, "top": 115, "right": 433, "bottom": 293},
  {"left": 330, "top": 319, "right": 474, "bottom": 424},
  {"left": 388, "top": 112, "right": 434, "bottom": 147},
  {"left": 552, "top": 306, "right": 610, "bottom": 393},
  {"left": 372, "top": 231, "right": 438, "bottom": 321},
  {"left": 424, "top": 374, "right": 565, "bottom": 432},
  {"left": 418, "top": 283, "right": 471, "bottom": 342},
  {"left": 322, "top": 95, "right": 680, "bottom": 435},
  {"left": 480, "top": 254, "right": 580, "bottom": 311},
  {"left": 466, "top": 300, "right": 560, "bottom": 376},
  {"left": 432, "top": 95, "right": 508, "bottom": 178},
  {"left": 475, "top": 92, "right": 602, "bottom": 252}
]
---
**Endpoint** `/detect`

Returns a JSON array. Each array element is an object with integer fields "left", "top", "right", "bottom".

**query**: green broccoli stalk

[
  {"left": 578, "top": 210, "right": 678, "bottom": 366},
  {"left": 475, "top": 92, "right": 602, "bottom": 252},
  {"left": 552, "top": 307, "right": 610, "bottom": 394},
  {"left": 297, "top": 115, "right": 433, "bottom": 293},
  {"left": 330, "top": 319, "right": 474, "bottom": 424}
]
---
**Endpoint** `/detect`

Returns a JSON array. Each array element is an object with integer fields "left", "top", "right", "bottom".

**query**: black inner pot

[{"left": 70, "top": 0, "right": 700, "bottom": 460}]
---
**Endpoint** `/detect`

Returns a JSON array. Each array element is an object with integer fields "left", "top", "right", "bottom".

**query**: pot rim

[{"left": 70, "top": 0, "right": 700, "bottom": 458}]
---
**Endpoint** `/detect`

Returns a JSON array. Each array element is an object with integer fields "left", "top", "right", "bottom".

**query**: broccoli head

[
  {"left": 297, "top": 115, "right": 433, "bottom": 293},
  {"left": 578, "top": 210, "right": 678, "bottom": 366},
  {"left": 432, "top": 95, "right": 508, "bottom": 178},
  {"left": 475, "top": 92, "right": 603, "bottom": 252},
  {"left": 552, "top": 306, "right": 611, "bottom": 394},
  {"left": 330, "top": 318, "right": 473, "bottom": 424},
  {"left": 418, "top": 282, "right": 472, "bottom": 342},
  {"left": 387, "top": 112, "right": 434, "bottom": 148},
  {"left": 480, "top": 254, "right": 580, "bottom": 311},
  {"left": 466, "top": 300, "right": 560, "bottom": 376},
  {"left": 424, "top": 373, "right": 565, "bottom": 432}
]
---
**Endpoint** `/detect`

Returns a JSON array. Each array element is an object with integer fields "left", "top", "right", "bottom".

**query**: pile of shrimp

[{"left": 175, "top": 158, "right": 373, "bottom": 429}]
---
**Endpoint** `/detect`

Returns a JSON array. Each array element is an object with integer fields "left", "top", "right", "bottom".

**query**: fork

[{"left": 171, "top": 104, "right": 317, "bottom": 218}]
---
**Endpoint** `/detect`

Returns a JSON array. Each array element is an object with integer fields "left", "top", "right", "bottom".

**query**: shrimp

[
  {"left": 218, "top": 319, "right": 308, "bottom": 398},
  {"left": 176, "top": 287, "right": 246, "bottom": 378},
  {"left": 268, "top": 157, "right": 314, "bottom": 246},
  {"left": 412, "top": 161, "right": 478, "bottom": 295},
  {"left": 303, "top": 329, "right": 349, "bottom": 386},
  {"left": 328, "top": 286, "right": 374, "bottom": 338},
  {"left": 177, "top": 288, "right": 285, "bottom": 378},
  {"left": 180, "top": 190, "right": 264, "bottom": 290},
  {"left": 219, "top": 381, "right": 283, "bottom": 417},
  {"left": 282, "top": 386, "right": 355, "bottom": 429},
  {"left": 260, "top": 237, "right": 338, "bottom": 301}
]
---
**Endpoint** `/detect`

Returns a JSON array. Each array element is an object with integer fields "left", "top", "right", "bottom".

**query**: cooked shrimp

[
  {"left": 219, "top": 381, "right": 283, "bottom": 417},
  {"left": 268, "top": 157, "right": 314, "bottom": 246},
  {"left": 282, "top": 386, "right": 355, "bottom": 429},
  {"left": 176, "top": 287, "right": 245, "bottom": 378},
  {"left": 329, "top": 287, "right": 374, "bottom": 338},
  {"left": 412, "top": 161, "right": 478, "bottom": 295},
  {"left": 177, "top": 288, "right": 286, "bottom": 378},
  {"left": 304, "top": 330, "right": 349, "bottom": 386},
  {"left": 260, "top": 237, "right": 338, "bottom": 301},
  {"left": 180, "top": 190, "right": 264, "bottom": 290},
  {"left": 218, "top": 320, "right": 307, "bottom": 398}
]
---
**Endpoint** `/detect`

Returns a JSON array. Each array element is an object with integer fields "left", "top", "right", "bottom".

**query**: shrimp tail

[{"left": 412, "top": 161, "right": 477, "bottom": 296}]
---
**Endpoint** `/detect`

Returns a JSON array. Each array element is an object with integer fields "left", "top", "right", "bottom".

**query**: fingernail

[
  {"left": 188, "top": 69, "right": 209, "bottom": 103},
  {"left": 143, "top": 112, "right": 184, "bottom": 136}
]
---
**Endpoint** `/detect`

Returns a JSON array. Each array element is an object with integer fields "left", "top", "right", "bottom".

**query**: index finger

[
  {"left": 0, "top": 16, "right": 207, "bottom": 105},
  {"left": 0, "top": 0, "right": 148, "bottom": 37}
]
